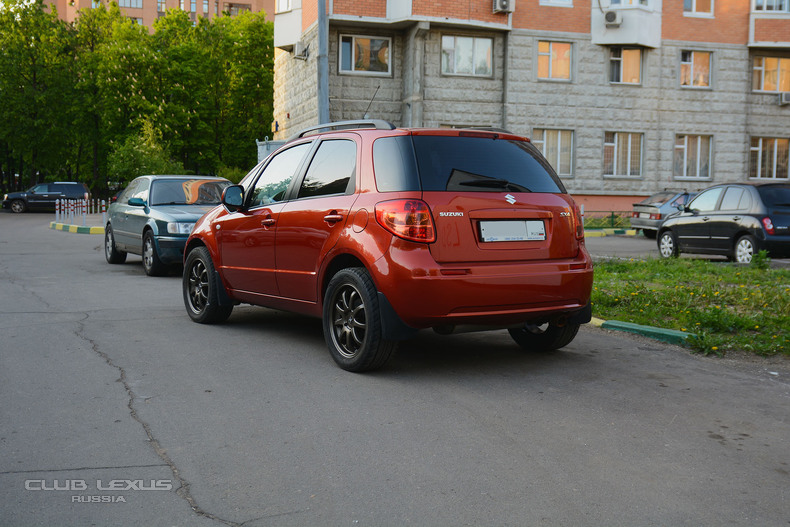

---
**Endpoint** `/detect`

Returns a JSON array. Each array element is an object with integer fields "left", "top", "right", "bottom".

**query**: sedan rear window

[
  {"left": 757, "top": 185, "right": 790, "bottom": 207},
  {"left": 413, "top": 136, "right": 565, "bottom": 193}
]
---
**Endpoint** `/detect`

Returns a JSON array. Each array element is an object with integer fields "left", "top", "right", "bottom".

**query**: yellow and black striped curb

[
  {"left": 584, "top": 228, "right": 638, "bottom": 238},
  {"left": 49, "top": 222, "right": 105, "bottom": 235},
  {"left": 590, "top": 317, "right": 695, "bottom": 346}
]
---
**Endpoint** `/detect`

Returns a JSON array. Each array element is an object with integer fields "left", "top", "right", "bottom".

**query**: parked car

[
  {"left": 2, "top": 182, "right": 90, "bottom": 213},
  {"left": 105, "top": 175, "right": 231, "bottom": 276},
  {"left": 181, "top": 120, "right": 593, "bottom": 372},
  {"left": 657, "top": 182, "right": 790, "bottom": 264},
  {"left": 630, "top": 190, "right": 696, "bottom": 238}
]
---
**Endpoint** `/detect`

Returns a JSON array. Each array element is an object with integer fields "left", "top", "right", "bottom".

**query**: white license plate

[
  {"left": 639, "top": 212, "right": 651, "bottom": 219},
  {"left": 479, "top": 220, "right": 546, "bottom": 242}
]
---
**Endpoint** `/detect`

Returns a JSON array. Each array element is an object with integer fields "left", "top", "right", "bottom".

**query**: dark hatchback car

[
  {"left": 105, "top": 175, "right": 230, "bottom": 276},
  {"left": 630, "top": 190, "right": 696, "bottom": 239},
  {"left": 181, "top": 121, "right": 593, "bottom": 372},
  {"left": 657, "top": 182, "right": 790, "bottom": 263},
  {"left": 3, "top": 182, "right": 90, "bottom": 213}
]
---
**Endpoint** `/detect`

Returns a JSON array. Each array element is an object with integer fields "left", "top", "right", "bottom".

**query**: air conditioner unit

[
  {"left": 293, "top": 41, "right": 308, "bottom": 60},
  {"left": 493, "top": 0, "right": 513, "bottom": 14},
  {"left": 779, "top": 92, "right": 790, "bottom": 106},
  {"left": 604, "top": 10, "right": 622, "bottom": 28}
]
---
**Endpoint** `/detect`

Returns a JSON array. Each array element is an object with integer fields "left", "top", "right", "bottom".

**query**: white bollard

[
  {"left": 55, "top": 199, "right": 60, "bottom": 223},
  {"left": 101, "top": 200, "right": 106, "bottom": 227}
]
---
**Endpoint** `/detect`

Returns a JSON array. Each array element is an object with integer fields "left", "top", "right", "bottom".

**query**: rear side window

[
  {"left": 719, "top": 187, "right": 751, "bottom": 211},
  {"left": 413, "top": 136, "right": 565, "bottom": 193},
  {"left": 298, "top": 140, "right": 356, "bottom": 198},
  {"left": 373, "top": 136, "right": 420, "bottom": 192}
]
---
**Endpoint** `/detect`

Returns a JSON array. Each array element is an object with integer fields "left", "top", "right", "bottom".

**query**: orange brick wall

[
  {"left": 412, "top": 0, "right": 508, "bottom": 24},
  {"left": 333, "top": 0, "right": 386, "bottom": 18},
  {"left": 662, "top": 0, "right": 749, "bottom": 44},
  {"left": 303, "top": 0, "right": 317, "bottom": 31},
  {"left": 754, "top": 17, "right": 790, "bottom": 43},
  {"left": 512, "top": 0, "right": 590, "bottom": 34}
]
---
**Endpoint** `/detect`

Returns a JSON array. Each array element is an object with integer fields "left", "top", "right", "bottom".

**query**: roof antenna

[{"left": 362, "top": 84, "right": 381, "bottom": 119}]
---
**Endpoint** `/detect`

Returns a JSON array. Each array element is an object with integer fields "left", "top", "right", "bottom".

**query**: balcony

[
  {"left": 749, "top": 12, "right": 790, "bottom": 48},
  {"left": 591, "top": 3, "right": 662, "bottom": 49},
  {"left": 274, "top": 0, "right": 302, "bottom": 50}
]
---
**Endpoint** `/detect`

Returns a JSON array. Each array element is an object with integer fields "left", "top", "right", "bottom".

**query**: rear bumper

[
  {"left": 629, "top": 217, "right": 660, "bottom": 231},
  {"left": 764, "top": 236, "right": 790, "bottom": 259},
  {"left": 371, "top": 240, "right": 594, "bottom": 330}
]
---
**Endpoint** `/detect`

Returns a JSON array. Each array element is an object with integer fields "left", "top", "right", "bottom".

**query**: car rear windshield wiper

[{"left": 458, "top": 178, "right": 531, "bottom": 193}]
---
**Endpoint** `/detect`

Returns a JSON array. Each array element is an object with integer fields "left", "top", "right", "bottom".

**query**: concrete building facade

[{"left": 272, "top": 0, "right": 790, "bottom": 211}]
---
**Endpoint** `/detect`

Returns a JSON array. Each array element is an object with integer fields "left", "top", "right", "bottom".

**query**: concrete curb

[
  {"left": 584, "top": 228, "right": 638, "bottom": 237},
  {"left": 49, "top": 222, "right": 104, "bottom": 235},
  {"left": 590, "top": 317, "right": 696, "bottom": 347}
]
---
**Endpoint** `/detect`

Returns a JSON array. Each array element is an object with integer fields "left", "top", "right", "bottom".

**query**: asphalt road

[{"left": 1, "top": 212, "right": 789, "bottom": 526}]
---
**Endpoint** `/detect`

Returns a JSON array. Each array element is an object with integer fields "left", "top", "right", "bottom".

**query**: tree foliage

[{"left": 0, "top": 0, "right": 273, "bottom": 195}]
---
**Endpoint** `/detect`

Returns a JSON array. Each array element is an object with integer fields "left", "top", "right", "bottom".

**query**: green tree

[{"left": 106, "top": 117, "right": 185, "bottom": 186}]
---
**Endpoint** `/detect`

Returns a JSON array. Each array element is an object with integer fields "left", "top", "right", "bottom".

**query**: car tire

[
  {"left": 508, "top": 322, "right": 580, "bottom": 352},
  {"left": 658, "top": 230, "right": 678, "bottom": 259},
  {"left": 734, "top": 234, "right": 756, "bottom": 264},
  {"left": 142, "top": 230, "right": 167, "bottom": 276},
  {"left": 104, "top": 225, "right": 127, "bottom": 264},
  {"left": 183, "top": 246, "right": 233, "bottom": 324},
  {"left": 10, "top": 199, "right": 26, "bottom": 213},
  {"left": 323, "top": 268, "right": 397, "bottom": 372}
]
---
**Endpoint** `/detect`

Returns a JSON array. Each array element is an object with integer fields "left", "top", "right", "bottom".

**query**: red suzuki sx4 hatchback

[{"left": 183, "top": 121, "right": 593, "bottom": 371}]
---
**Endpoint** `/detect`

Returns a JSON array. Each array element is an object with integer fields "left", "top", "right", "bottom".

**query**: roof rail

[
  {"left": 461, "top": 127, "right": 515, "bottom": 135},
  {"left": 289, "top": 120, "right": 396, "bottom": 140}
]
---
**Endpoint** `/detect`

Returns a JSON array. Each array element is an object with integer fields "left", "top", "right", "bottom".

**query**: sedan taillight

[
  {"left": 375, "top": 199, "right": 436, "bottom": 243},
  {"left": 762, "top": 217, "right": 775, "bottom": 235},
  {"left": 650, "top": 213, "right": 662, "bottom": 220}
]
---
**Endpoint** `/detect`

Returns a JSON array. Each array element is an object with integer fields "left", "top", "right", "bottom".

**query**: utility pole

[{"left": 317, "top": 0, "right": 330, "bottom": 124}]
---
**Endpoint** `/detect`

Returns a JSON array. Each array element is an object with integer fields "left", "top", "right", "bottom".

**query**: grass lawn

[{"left": 591, "top": 255, "right": 790, "bottom": 356}]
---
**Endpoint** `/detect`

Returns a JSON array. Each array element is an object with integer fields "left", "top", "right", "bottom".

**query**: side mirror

[
  {"left": 222, "top": 185, "right": 245, "bottom": 212},
  {"left": 128, "top": 197, "right": 146, "bottom": 207}
]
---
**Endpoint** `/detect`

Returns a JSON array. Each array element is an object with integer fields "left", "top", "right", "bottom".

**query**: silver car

[{"left": 630, "top": 190, "right": 696, "bottom": 239}]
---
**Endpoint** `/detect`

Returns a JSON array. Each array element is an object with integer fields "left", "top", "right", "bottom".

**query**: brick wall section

[
  {"left": 333, "top": 0, "right": 386, "bottom": 18},
  {"left": 512, "top": 0, "right": 590, "bottom": 34},
  {"left": 303, "top": 0, "right": 317, "bottom": 31},
  {"left": 412, "top": 0, "right": 507, "bottom": 24},
  {"left": 662, "top": 0, "right": 749, "bottom": 44},
  {"left": 273, "top": 27, "right": 320, "bottom": 139},
  {"left": 754, "top": 18, "right": 790, "bottom": 44}
]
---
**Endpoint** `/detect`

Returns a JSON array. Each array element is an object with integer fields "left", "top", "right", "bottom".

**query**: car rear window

[
  {"left": 757, "top": 185, "right": 790, "bottom": 207},
  {"left": 373, "top": 135, "right": 565, "bottom": 193},
  {"left": 639, "top": 191, "right": 676, "bottom": 206}
]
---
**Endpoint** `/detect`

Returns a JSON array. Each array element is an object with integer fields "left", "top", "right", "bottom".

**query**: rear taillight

[
  {"left": 573, "top": 204, "right": 584, "bottom": 240},
  {"left": 763, "top": 217, "right": 775, "bottom": 235},
  {"left": 650, "top": 213, "right": 662, "bottom": 220},
  {"left": 375, "top": 199, "right": 436, "bottom": 243}
]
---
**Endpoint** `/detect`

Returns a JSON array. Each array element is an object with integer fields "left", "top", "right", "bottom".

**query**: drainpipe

[{"left": 317, "top": 0, "right": 330, "bottom": 124}]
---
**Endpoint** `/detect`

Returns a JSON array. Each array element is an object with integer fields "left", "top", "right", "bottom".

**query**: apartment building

[
  {"left": 51, "top": 0, "right": 274, "bottom": 28},
  {"left": 271, "top": 0, "right": 790, "bottom": 211}
]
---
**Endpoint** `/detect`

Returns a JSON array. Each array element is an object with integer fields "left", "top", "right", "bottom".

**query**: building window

[
  {"left": 753, "top": 57, "right": 790, "bottom": 92},
  {"left": 441, "top": 36, "right": 493, "bottom": 77},
  {"left": 340, "top": 35, "right": 391, "bottom": 75},
  {"left": 180, "top": 0, "right": 184, "bottom": 9},
  {"left": 684, "top": 0, "right": 713, "bottom": 15},
  {"left": 92, "top": 0, "right": 101, "bottom": 8},
  {"left": 540, "top": 0, "right": 572, "bottom": 5},
  {"left": 610, "top": 48, "right": 642, "bottom": 84},
  {"left": 750, "top": 137, "right": 789, "bottom": 179},
  {"left": 537, "top": 41, "right": 571, "bottom": 81},
  {"left": 674, "top": 135, "right": 711, "bottom": 179},
  {"left": 118, "top": 0, "right": 142, "bottom": 7},
  {"left": 681, "top": 51, "right": 711, "bottom": 87},
  {"left": 611, "top": 0, "right": 649, "bottom": 6},
  {"left": 157, "top": 0, "right": 165, "bottom": 11},
  {"left": 754, "top": 0, "right": 790, "bottom": 12},
  {"left": 214, "top": 1, "right": 218, "bottom": 14},
  {"left": 533, "top": 129, "right": 573, "bottom": 176},
  {"left": 202, "top": 0, "right": 207, "bottom": 11},
  {"left": 604, "top": 132, "right": 642, "bottom": 177},
  {"left": 227, "top": 3, "right": 250, "bottom": 16},
  {"left": 276, "top": 0, "right": 291, "bottom": 12}
]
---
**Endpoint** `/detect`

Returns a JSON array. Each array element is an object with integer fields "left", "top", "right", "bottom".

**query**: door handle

[
  {"left": 733, "top": 216, "right": 742, "bottom": 221},
  {"left": 702, "top": 216, "right": 710, "bottom": 221},
  {"left": 324, "top": 213, "right": 343, "bottom": 224},
  {"left": 261, "top": 218, "right": 275, "bottom": 227}
]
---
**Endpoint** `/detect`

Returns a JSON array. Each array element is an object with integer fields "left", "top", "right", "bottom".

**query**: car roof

[{"left": 288, "top": 120, "right": 527, "bottom": 143}]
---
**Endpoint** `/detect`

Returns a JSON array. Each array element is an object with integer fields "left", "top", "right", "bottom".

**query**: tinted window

[
  {"left": 688, "top": 187, "right": 722, "bottom": 212},
  {"left": 298, "top": 140, "right": 356, "bottom": 198},
  {"left": 118, "top": 179, "right": 144, "bottom": 204},
  {"left": 413, "top": 136, "right": 565, "bottom": 193},
  {"left": 249, "top": 143, "right": 311, "bottom": 207},
  {"left": 373, "top": 136, "right": 420, "bottom": 192},
  {"left": 30, "top": 184, "right": 48, "bottom": 193},
  {"left": 757, "top": 185, "right": 790, "bottom": 207},
  {"left": 150, "top": 179, "right": 229, "bottom": 206},
  {"left": 640, "top": 191, "right": 676, "bottom": 206},
  {"left": 52, "top": 184, "right": 87, "bottom": 198},
  {"left": 720, "top": 187, "right": 746, "bottom": 211}
]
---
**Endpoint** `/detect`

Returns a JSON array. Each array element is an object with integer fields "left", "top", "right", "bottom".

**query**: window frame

[
  {"left": 674, "top": 134, "right": 712, "bottom": 181},
  {"left": 339, "top": 34, "right": 393, "bottom": 77},
  {"left": 752, "top": 56, "right": 790, "bottom": 93},
  {"left": 683, "top": 0, "right": 714, "bottom": 16},
  {"left": 753, "top": 0, "right": 790, "bottom": 13},
  {"left": 609, "top": 47, "right": 643, "bottom": 85},
  {"left": 750, "top": 137, "right": 790, "bottom": 180},
  {"left": 532, "top": 128, "right": 574, "bottom": 177},
  {"left": 603, "top": 131, "right": 643, "bottom": 178},
  {"left": 680, "top": 50, "right": 712, "bottom": 88},
  {"left": 276, "top": 0, "right": 292, "bottom": 13},
  {"left": 441, "top": 35, "right": 494, "bottom": 78},
  {"left": 539, "top": 0, "right": 573, "bottom": 6},
  {"left": 537, "top": 40, "right": 573, "bottom": 82}
]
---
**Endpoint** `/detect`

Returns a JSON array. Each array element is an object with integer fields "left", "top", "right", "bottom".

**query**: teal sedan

[{"left": 105, "top": 175, "right": 230, "bottom": 276}]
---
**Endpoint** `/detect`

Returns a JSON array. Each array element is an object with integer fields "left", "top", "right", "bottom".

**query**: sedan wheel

[
  {"left": 183, "top": 246, "right": 233, "bottom": 324},
  {"left": 323, "top": 268, "right": 396, "bottom": 372},
  {"left": 10, "top": 199, "right": 26, "bottom": 213},
  {"left": 734, "top": 234, "right": 756, "bottom": 264},
  {"left": 658, "top": 231, "right": 678, "bottom": 259},
  {"left": 104, "top": 225, "right": 127, "bottom": 264},
  {"left": 142, "top": 231, "right": 166, "bottom": 276}
]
